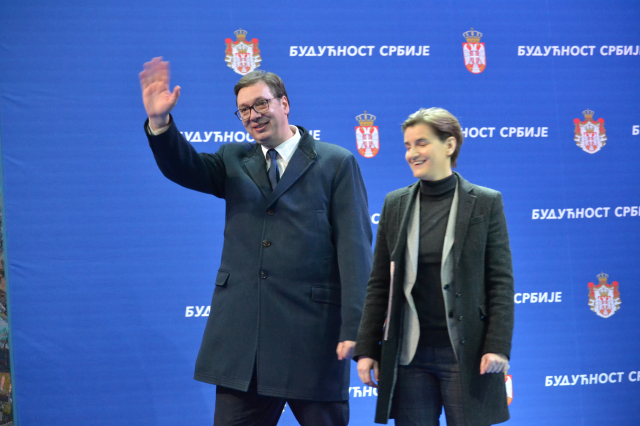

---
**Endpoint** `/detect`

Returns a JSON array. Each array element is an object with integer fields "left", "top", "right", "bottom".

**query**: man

[{"left": 139, "top": 57, "right": 373, "bottom": 425}]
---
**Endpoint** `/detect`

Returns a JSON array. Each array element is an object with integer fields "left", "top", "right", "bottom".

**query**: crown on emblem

[
  {"left": 234, "top": 28, "right": 248, "bottom": 40},
  {"left": 597, "top": 272, "right": 609, "bottom": 283},
  {"left": 463, "top": 28, "right": 482, "bottom": 43},
  {"left": 598, "top": 287, "right": 610, "bottom": 297},
  {"left": 583, "top": 109, "right": 595, "bottom": 120},
  {"left": 356, "top": 111, "right": 376, "bottom": 127}
]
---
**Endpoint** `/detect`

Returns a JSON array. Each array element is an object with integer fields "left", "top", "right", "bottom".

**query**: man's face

[
  {"left": 236, "top": 81, "right": 290, "bottom": 148},
  {"left": 404, "top": 123, "right": 455, "bottom": 181}
]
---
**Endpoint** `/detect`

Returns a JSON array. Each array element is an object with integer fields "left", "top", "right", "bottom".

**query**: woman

[{"left": 354, "top": 108, "right": 514, "bottom": 426}]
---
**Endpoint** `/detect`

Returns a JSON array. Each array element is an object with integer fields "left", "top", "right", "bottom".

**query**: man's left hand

[
  {"left": 336, "top": 341, "right": 356, "bottom": 360},
  {"left": 480, "top": 353, "right": 509, "bottom": 374}
]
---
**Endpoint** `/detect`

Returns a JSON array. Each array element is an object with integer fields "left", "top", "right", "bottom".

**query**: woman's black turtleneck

[{"left": 413, "top": 173, "right": 456, "bottom": 347}]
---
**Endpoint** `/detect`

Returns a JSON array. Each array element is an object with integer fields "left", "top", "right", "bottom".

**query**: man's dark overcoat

[
  {"left": 354, "top": 173, "right": 514, "bottom": 424},
  {"left": 147, "top": 120, "right": 373, "bottom": 401}
]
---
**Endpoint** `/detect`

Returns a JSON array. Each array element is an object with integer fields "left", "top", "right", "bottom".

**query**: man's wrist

[
  {"left": 148, "top": 115, "right": 171, "bottom": 135},
  {"left": 148, "top": 115, "right": 170, "bottom": 132}
]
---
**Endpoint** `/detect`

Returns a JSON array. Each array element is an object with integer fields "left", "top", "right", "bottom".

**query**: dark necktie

[{"left": 267, "top": 149, "right": 280, "bottom": 190}]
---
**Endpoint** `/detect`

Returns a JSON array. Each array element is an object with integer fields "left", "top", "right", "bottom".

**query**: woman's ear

[{"left": 446, "top": 137, "right": 457, "bottom": 157}]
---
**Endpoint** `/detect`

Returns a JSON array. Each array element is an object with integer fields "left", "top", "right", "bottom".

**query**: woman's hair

[{"left": 402, "top": 107, "right": 464, "bottom": 167}]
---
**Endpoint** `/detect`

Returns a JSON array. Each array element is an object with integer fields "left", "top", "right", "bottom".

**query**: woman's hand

[
  {"left": 357, "top": 356, "right": 380, "bottom": 388},
  {"left": 480, "top": 353, "right": 509, "bottom": 374}
]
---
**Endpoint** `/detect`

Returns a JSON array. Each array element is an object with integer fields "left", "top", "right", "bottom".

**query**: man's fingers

[
  {"left": 336, "top": 341, "right": 355, "bottom": 361},
  {"left": 373, "top": 361, "right": 380, "bottom": 382},
  {"left": 170, "top": 86, "right": 181, "bottom": 106},
  {"left": 144, "top": 56, "right": 163, "bottom": 71},
  {"left": 336, "top": 342, "right": 349, "bottom": 360},
  {"left": 336, "top": 342, "right": 344, "bottom": 360},
  {"left": 140, "top": 57, "right": 169, "bottom": 90}
]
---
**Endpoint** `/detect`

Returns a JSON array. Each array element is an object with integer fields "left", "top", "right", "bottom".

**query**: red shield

[
  {"left": 356, "top": 126, "right": 379, "bottom": 158},
  {"left": 463, "top": 42, "right": 486, "bottom": 74},
  {"left": 588, "top": 273, "right": 621, "bottom": 318},
  {"left": 574, "top": 116, "right": 607, "bottom": 154}
]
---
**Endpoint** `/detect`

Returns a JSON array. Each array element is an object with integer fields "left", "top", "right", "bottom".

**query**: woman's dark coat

[{"left": 354, "top": 173, "right": 514, "bottom": 425}]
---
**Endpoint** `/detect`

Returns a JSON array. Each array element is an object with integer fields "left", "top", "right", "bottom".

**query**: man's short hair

[
  {"left": 402, "top": 107, "right": 464, "bottom": 167},
  {"left": 234, "top": 70, "right": 289, "bottom": 107}
]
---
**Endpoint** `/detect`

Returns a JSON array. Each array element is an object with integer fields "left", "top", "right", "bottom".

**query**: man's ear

[{"left": 281, "top": 96, "right": 290, "bottom": 116}]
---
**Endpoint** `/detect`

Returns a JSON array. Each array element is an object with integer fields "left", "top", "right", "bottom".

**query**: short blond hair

[{"left": 402, "top": 108, "right": 463, "bottom": 167}]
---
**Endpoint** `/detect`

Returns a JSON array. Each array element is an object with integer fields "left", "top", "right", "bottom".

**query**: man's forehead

[{"left": 237, "top": 82, "right": 273, "bottom": 105}]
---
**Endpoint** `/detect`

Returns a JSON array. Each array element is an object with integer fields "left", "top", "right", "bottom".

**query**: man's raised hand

[{"left": 139, "top": 57, "right": 181, "bottom": 131}]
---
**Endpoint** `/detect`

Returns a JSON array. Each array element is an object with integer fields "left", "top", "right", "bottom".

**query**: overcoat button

[
  {"left": 443, "top": 284, "right": 450, "bottom": 290},
  {"left": 448, "top": 311, "right": 453, "bottom": 318},
  {"left": 260, "top": 271, "right": 267, "bottom": 279},
  {"left": 262, "top": 240, "right": 271, "bottom": 247},
  {"left": 456, "top": 292, "right": 461, "bottom": 298},
  {"left": 458, "top": 315, "right": 463, "bottom": 321},
  {"left": 267, "top": 209, "right": 275, "bottom": 216},
  {"left": 461, "top": 339, "right": 466, "bottom": 344}
]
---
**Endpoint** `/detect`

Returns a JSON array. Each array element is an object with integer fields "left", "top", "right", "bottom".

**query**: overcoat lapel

[
  {"left": 390, "top": 183, "right": 419, "bottom": 261},
  {"left": 453, "top": 175, "right": 476, "bottom": 269},
  {"left": 241, "top": 130, "right": 318, "bottom": 204},
  {"left": 267, "top": 143, "right": 316, "bottom": 207},
  {"left": 242, "top": 145, "right": 272, "bottom": 200}
]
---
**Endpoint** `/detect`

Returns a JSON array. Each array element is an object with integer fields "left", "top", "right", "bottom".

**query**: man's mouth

[
  {"left": 413, "top": 160, "right": 426, "bottom": 165},
  {"left": 253, "top": 122, "right": 268, "bottom": 131}
]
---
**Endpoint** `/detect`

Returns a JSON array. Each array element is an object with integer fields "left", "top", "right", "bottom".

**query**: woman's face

[{"left": 404, "top": 123, "right": 456, "bottom": 181}]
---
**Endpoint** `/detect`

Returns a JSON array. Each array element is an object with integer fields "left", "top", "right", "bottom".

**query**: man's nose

[{"left": 249, "top": 107, "right": 262, "bottom": 120}]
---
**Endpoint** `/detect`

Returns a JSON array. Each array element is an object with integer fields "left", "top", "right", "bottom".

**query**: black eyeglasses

[{"left": 235, "top": 98, "right": 276, "bottom": 120}]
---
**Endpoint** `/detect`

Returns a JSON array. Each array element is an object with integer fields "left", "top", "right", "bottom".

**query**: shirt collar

[{"left": 260, "top": 125, "right": 301, "bottom": 163}]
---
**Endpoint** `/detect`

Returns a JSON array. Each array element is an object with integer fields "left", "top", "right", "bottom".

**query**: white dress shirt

[{"left": 261, "top": 125, "right": 300, "bottom": 176}]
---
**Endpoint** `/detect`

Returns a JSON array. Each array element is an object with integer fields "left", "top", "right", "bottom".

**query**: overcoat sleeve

[
  {"left": 482, "top": 192, "right": 515, "bottom": 358},
  {"left": 145, "top": 116, "right": 227, "bottom": 198},
  {"left": 353, "top": 195, "right": 393, "bottom": 361},
  {"left": 329, "top": 155, "right": 373, "bottom": 342}
]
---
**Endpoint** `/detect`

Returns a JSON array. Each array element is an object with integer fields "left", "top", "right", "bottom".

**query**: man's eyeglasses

[{"left": 235, "top": 98, "right": 276, "bottom": 120}]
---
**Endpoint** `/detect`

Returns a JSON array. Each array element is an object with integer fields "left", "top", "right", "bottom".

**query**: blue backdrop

[{"left": 1, "top": 0, "right": 639, "bottom": 425}]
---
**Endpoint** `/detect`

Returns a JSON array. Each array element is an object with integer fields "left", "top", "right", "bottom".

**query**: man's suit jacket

[
  {"left": 146, "top": 119, "right": 373, "bottom": 401},
  {"left": 354, "top": 173, "right": 514, "bottom": 425}
]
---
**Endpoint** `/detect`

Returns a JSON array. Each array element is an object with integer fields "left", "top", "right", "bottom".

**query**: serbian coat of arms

[
  {"left": 505, "top": 372, "right": 513, "bottom": 405},
  {"left": 588, "top": 273, "right": 621, "bottom": 318},
  {"left": 463, "top": 28, "right": 486, "bottom": 74},
  {"left": 574, "top": 109, "right": 607, "bottom": 154},
  {"left": 355, "top": 112, "right": 379, "bottom": 158},
  {"left": 225, "top": 29, "right": 261, "bottom": 75}
]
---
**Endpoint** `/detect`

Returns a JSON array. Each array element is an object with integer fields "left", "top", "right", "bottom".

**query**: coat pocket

[
  {"left": 215, "top": 270, "right": 230, "bottom": 287},
  {"left": 311, "top": 286, "right": 341, "bottom": 306},
  {"left": 479, "top": 303, "right": 487, "bottom": 321}
]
